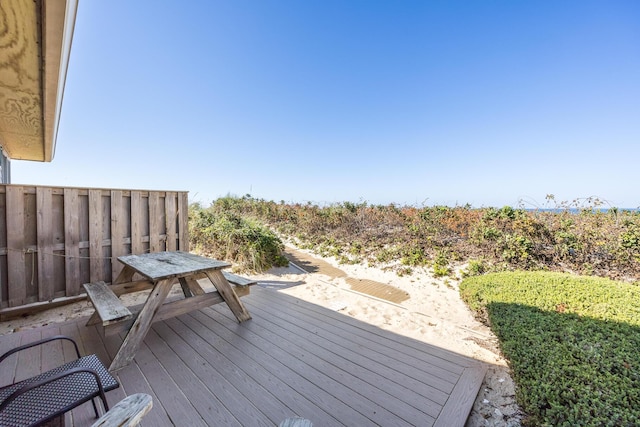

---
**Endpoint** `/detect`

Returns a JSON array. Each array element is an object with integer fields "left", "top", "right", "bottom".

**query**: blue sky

[{"left": 12, "top": 0, "right": 640, "bottom": 208}]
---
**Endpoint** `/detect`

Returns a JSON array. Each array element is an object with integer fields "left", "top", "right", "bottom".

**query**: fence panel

[{"left": 0, "top": 185, "right": 189, "bottom": 309}]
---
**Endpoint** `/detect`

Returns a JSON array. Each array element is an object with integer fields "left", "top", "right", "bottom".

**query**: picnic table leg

[
  {"left": 113, "top": 265, "right": 136, "bottom": 285},
  {"left": 204, "top": 270, "right": 252, "bottom": 322},
  {"left": 109, "top": 278, "right": 173, "bottom": 371},
  {"left": 178, "top": 276, "right": 205, "bottom": 297}
]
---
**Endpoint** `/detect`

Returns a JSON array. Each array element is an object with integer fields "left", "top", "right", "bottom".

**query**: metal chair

[{"left": 0, "top": 335, "right": 119, "bottom": 427}]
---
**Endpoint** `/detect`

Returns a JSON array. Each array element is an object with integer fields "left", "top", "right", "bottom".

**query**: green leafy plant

[
  {"left": 189, "top": 203, "right": 288, "bottom": 272},
  {"left": 432, "top": 250, "right": 452, "bottom": 277},
  {"left": 460, "top": 272, "right": 640, "bottom": 426}
]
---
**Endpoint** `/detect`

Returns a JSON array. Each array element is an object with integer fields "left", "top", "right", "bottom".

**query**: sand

[{"left": 0, "top": 246, "right": 523, "bottom": 426}]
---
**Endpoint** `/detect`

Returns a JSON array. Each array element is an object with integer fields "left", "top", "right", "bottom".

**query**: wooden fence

[{"left": 0, "top": 185, "right": 189, "bottom": 310}]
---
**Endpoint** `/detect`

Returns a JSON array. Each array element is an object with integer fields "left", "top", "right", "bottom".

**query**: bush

[
  {"left": 189, "top": 203, "right": 288, "bottom": 272},
  {"left": 190, "top": 195, "right": 640, "bottom": 281},
  {"left": 460, "top": 272, "right": 640, "bottom": 426}
]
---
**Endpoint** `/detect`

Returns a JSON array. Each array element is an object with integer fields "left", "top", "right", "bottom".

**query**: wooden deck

[{"left": 0, "top": 287, "right": 487, "bottom": 426}]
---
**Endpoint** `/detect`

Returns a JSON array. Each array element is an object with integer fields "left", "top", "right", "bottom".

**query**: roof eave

[{"left": 0, "top": 0, "right": 78, "bottom": 162}]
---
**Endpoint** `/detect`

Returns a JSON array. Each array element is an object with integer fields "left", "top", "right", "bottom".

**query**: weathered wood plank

[
  {"left": 91, "top": 393, "right": 152, "bottom": 427},
  {"left": 0, "top": 187, "right": 7, "bottom": 306},
  {"left": 37, "top": 186, "right": 55, "bottom": 300},
  {"left": 110, "top": 190, "right": 126, "bottom": 283},
  {"left": 113, "top": 265, "right": 136, "bottom": 285},
  {"left": 148, "top": 192, "right": 160, "bottom": 253},
  {"left": 118, "top": 251, "right": 229, "bottom": 282},
  {"left": 165, "top": 192, "right": 177, "bottom": 251},
  {"left": 204, "top": 270, "right": 252, "bottom": 322},
  {"left": 6, "top": 186, "right": 26, "bottom": 306},
  {"left": 222, "top": 271, "right": 257, "bottom": 287},
  {"left": 130, "top": 191, "right": 143, "bottom": 255},
  {"left": 180, "top": 276, "right": 205, "bottom": 296},
  {"left": 178, "top": 192, "right": 189, "bottom": 251},
  {"left": 88, "top": 189, "right": 103, "bottom": 282},
  {"left": 50, "top": 193, "right": 66, "bottom": 296},
  {"left": 84, "top": 281, "right": 133, "bottom": 326},
  {"left": 110, "top": 278, "right": 155, "bottom": 296},
  {"left": 63, "top": 188, "right": 81, "bottom": 296}
]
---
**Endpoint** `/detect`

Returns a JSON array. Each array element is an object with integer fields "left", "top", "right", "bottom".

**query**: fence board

[
  {"left": 149, "top": 192, "right": 160, "bottom": 253},
  {"left": 37, "top": 187, "right": 55, "bottom": 300},
  {"left": 89, "top": 189, "right": 104, "bottom": 282},
  {"left": 64, "top": 188, "right": 80, "bottom": 295},
  {"left": 179, "top": 192, "right": 189, "bottom": 251},
  {"left": 6, "top": 186, "right": 26, "bottom": 306},
  {"left": 111, "top": 190, "right": 126, "bottom": 281},
  {"left": 131, "top": 191, "right": 143, "bottom": 254},
  {"left": 0, "top": 185, "right": 189, "bottom": 309},
  {"left": 165, "top": 192, "right": 177, "bottom": 251}
]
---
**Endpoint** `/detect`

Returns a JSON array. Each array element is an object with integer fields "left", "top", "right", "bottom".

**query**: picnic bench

[{"left": 83, "top": 251, "right": 256, "bottom": 371}]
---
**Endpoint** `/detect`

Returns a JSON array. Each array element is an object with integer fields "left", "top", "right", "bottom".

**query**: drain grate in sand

[
  {"left": 345, "top": 278, "right": 410, "bottom": 304},
  {"left": 284, "top": 248, "right": 409, "bottom": 304}
]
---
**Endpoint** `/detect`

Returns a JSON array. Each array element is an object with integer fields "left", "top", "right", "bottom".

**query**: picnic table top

[{"left": 118, "top": 251, "right": 231, "bottom": 282}]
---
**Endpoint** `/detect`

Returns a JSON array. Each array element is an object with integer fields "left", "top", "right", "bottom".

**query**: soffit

[{"left": 0, "top": 0, "right": 77, "bottom": 162}]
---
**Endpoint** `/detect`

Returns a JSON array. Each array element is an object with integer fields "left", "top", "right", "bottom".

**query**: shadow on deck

[{"left": 0, "top": 287, "right": 487, "bottom": 426}]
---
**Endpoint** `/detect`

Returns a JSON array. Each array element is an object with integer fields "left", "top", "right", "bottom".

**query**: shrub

[
  {"left": 432, "top": 250, "right": 452, "bottom": 277},
  {"left": 192, "top": 195, "right": 640, "bottom": 281},
  {"left": 189, "top": 204, "right": 288, "bottom": 272},
  {"left": 460, "top": 272, "right": 640, "bottom": 426},
  {"left": 462, "top": 259, "right": 487, "bottom": 277}
]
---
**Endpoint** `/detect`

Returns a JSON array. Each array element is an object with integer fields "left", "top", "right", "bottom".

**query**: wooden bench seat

[
  {"left": 83, "top": 281, "right": 132, "bottom": 326},
  {"left": 222, "top": 271, "right": 257, "bottom": 287}
]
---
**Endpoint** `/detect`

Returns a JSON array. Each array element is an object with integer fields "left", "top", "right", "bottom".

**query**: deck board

[
  {"left": 190, "top": 309, "right": 389, "bottom": 426},
  {"left": 166, "top": 316, "right": 338, "bottom": 425},
  {"left": 144, "top": 327, "right": 248, "bottom": 426},
  {"left": 0, "top": 287, "right": 487, "bottom": 426},
  {"left": 244, "top": 290, "right": 457, "bottom": 401},
  {"left": 212, "top": 296, "right": 436, "bottom": 425}
]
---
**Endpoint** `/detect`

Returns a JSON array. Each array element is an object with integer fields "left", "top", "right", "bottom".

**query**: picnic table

[{"left": 84, "top": 251, "right": 254, "bottom": 371}]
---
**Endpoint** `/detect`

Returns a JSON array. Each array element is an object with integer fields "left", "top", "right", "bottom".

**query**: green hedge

[{"left": 460, "top": 272, "right": 640, "bottom": 426}]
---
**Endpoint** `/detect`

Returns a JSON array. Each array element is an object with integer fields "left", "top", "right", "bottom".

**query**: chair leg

[{"left": 91, "top": 398, "right": 100, "bottom": 418}]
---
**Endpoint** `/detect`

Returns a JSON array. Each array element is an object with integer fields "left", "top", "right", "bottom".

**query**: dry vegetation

[{"left": 193, "top": 195, "right": 640, "bottom": 282}]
